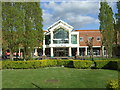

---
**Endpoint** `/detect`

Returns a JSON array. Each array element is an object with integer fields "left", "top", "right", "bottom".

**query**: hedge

[
  {"left": 94, "top": 60, "right": 120, "bottom": 70},
  {"left": 2, "top": 59, "right": 120, "bottom": 70},
  {"left": 2, "top": 60, "right": 93, "bottom": 69},
  {"left": 73, "top": 60, "right": 93, "bottom": 69},
  {"left": 2, "top": 60, "right": 58, "bottom": 69}
]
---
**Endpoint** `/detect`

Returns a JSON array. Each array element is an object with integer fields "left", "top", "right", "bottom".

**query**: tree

[
  {"left": 98, "top": 0, "right": 115, "bottom": 58},
  {"left": 86, "top": 37, "right": 94, "bottom": 60},
  {"left": 2, "top": 2, "right": 43, "bottom": 60},
  {"left": 20, "top": 2, "right": 43, "bottom": 60},
  {"left": 2, "top": 2, "right": 24, "bottom": 60},
  {"left": 115, "top": 1, "right": 120, "bottom": 44}
]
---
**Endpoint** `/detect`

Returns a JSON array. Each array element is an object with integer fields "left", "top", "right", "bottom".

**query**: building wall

[{"left": 75, "top": 30, "right": 102, "bottom": 46}]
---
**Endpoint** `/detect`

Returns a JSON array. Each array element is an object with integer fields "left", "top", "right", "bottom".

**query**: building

[{"left": 42, "top": 20, "right": 106, "bottom": 57}]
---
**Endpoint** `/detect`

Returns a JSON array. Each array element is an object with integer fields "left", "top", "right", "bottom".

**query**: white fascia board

[
  {"left": 48, "top": 20, "right": 73, "bottom": 32},
  {"left": 60, "top": 20, "right": 73, "bottom": 29},
  {"left": 49, "top": 44, "right": 71, "bottom": 47},
  {"left": 71, "top": 32, "right": 79, "bottom": 34},
  {"left": 71, "top": 44, "right": 79, "bottom": 47},
  {"left": 92, "top": 46, "right": 101, "bottom": 47},
  {"left": 79, "top": 46, "right": 101, "bottom": 48},
  {"left": 50, "top": 23, "right": 73, "bottom": 32}
]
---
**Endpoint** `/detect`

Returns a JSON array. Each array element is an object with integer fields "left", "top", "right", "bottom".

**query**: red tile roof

[{"left": 75, "top": 30, "right": 100, "bottom": 32}]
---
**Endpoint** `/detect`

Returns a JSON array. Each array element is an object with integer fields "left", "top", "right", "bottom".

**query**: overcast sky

[{"left": 40, "top": 0, "right": 117, "bottom": 30}]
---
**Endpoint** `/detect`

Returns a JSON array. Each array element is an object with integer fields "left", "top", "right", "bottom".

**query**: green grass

[{"left": 2, "top": 67, "right": 118, "bottom": 88}]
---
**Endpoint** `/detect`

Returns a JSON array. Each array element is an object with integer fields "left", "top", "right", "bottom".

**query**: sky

[{"left": 40, "top": 0, "right": 118, "bottom": 30}]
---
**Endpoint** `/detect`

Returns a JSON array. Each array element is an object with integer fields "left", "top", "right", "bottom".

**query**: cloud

[{"left": 41, "top": 1, "right": 107, "bottom": 30}]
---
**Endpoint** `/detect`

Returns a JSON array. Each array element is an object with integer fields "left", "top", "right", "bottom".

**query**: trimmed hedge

[
  {"left": 94, "top": 60, "right": 120, "bottom": 70},
  {"left": 94, "top": 60, "right": 110, "bottom": 69},
  {"left": 2, "top": 59, "right": 120, "bottom": 70},
  {"left": 73, "top": 60, "right": 93, "bottom": 69},
  {"left": 2, "top": 60, "right": 58, "bottom": 69}
]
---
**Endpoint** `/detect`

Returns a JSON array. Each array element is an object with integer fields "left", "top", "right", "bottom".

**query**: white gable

[{"left": 47, "top": 20, "right": 74, "bottom": 32}]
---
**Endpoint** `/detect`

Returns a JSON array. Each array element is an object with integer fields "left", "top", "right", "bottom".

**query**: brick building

[{"left": 41, "top": 20, "right": 106, "bottom": 57}]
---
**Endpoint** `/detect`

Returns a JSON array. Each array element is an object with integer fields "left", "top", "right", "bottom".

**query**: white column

[
  {"left": 43, "top": 47, "right": 45, "bottom": 56},
  {"left": 102, "top": 46, "right": 104, "bottom": 56},
  {"left": 35, "top": 48, "right": 38, "bottom": 56},
  {"left": 43, "top": 34, "right": 46, "bottom": 56},
  {"left": 51, "top": 32, "right": 53, "bottom": 44},
  {"left": 51, "top": 47, "right": 53, "bottom": 57},
  {"left": 43, "top": 35, "right": 45, "bottom": 46},
  {"left": 85, "top": 47, "right": 87, "bottom": 56},
  {"left": 18, "top": 48, "right": 20, "bottom": 57},
  {"left": 69, "top": 47, "right": 71, "bottom": 57},
  {"left": 69, "top": 31, "right": 71, "bottom": 44},
  {"left": 77, "top": 47, "right": 79, "bottom": 56}
]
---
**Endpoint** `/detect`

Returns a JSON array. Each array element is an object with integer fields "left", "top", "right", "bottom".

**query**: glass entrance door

[{"left": 54, "top": 48, "right": 68, "bottom": 57}]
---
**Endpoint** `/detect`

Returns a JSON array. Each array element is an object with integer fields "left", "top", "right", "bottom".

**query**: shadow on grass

[{"left": 31, "top": 82, "right": 43, "bottom": 90}]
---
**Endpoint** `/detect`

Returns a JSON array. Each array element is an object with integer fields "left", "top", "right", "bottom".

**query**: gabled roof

[{"left": 47, "top": 20, "right": 74, "bottom": 31}]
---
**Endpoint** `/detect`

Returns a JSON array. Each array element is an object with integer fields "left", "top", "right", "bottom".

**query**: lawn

[{"left": 2, "top": 67, "right": 118, "bottom": 88}]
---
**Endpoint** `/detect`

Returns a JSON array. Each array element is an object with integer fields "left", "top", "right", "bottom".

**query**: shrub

[
  {"left": 106, "top": 79, "right": 120, "bottom": 89},
  {"left": 94, "top": 60, "right": 120, "bottom": 70},
  {"left": 108, "top": 60, "right": 120, "bottom": 70},
  {"left": 2, "top": 60, "right": 59, "bottom": 69},
  {"left": 2, "top": 59, "right": 120, "bottom": 70},
  {"left": 94, "top": 60, "right": 110, "bottom": 69},
  {"left": 73, "top": 60, "right": 93, "bottom": 69},
  {"left": 57, "top": 60, "right": 73, "bottom": 67}
]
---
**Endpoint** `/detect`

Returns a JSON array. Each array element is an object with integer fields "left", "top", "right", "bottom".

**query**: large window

[
  {"left": 45, "top": 35, "right": 50, "bottom": 45},
  {"left": 53, "top": 28, "right": 69, "bottom": 44},
  {"left": 71, "top": 35, "right": 77, "bottom": 44}
]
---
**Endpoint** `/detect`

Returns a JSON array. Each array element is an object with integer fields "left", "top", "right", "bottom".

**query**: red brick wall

[{"left": 75, "top": 30, "right": 102, "bottom": 46}]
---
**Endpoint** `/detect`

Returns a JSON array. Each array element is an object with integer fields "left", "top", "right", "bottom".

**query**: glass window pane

[
  {"left": 53, "top": 28, "right": 68, "bottom": 39},
  {"left": 53, "top": 28, "right": 69, "bottom": 44},
  {"left": 80, "top": 37, "right": 83, "bottom": 41},
  {"left": 71, "top": 35, "right": 77, "bottom": 44}
]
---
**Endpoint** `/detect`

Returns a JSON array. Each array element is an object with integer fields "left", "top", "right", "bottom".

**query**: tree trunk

[{"left": 10, "top": 49, "right": 13, "bottom": 60}]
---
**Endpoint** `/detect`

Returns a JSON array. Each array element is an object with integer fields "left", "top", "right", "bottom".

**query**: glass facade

[
  {"left": 87, "top": 48, "right": 100, "bottom": 56},
  {"left": 54, "top": 48, "right": 69, "bottom": 57},
  {"left": 45, "top": 35, "right": 50, "bottom": 45},
  {"left": 53, "top": 28, "right": 69, "bottom": 44},
  {"left": 71, "top": 35, "right": 77, "bottom": 44}
]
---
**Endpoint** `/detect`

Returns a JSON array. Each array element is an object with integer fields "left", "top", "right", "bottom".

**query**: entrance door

[{"left": 54, "top": 48, "right": 68, "bottom": 57}]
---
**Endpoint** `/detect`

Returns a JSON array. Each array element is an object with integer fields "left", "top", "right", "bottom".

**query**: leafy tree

[
  {"left": 115, "top": 1, "right": 120, "bottom": 44},
  {"left": 20, "top": 2, "right": 43, "bottom": 60},
  {"left": 2, "top": 2, "right": 43, "bottom": 60},
  {"left": 98, "top": 0, "right": 115, "bottom": 58},
  {"left": 2, "top": 2, "right": 24, "bottom": 60}
]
